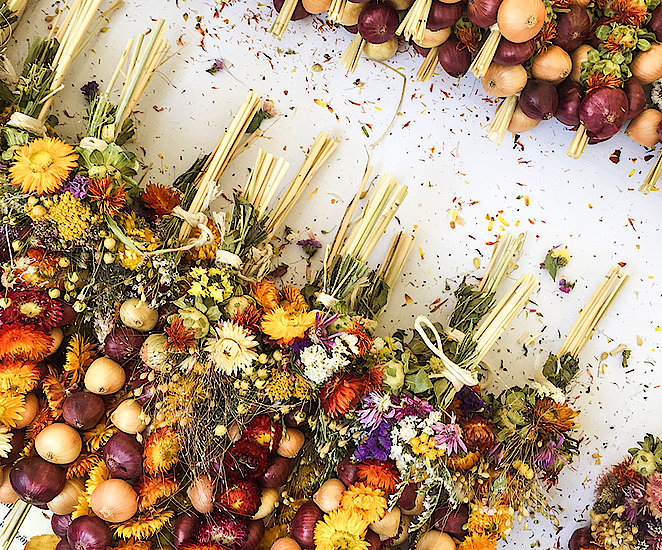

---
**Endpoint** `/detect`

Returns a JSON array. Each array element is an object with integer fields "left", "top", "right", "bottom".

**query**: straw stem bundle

[
  {"left": 397, "top": 0, "right": 432, "bottom": 43},
  {"left": 478, "top": 232, "right": 525, "bottom": 294},
  {"left": 416, "top": 46, "right": 439, "bottom": 82},
  {"left": 487, "top": 94, "right": 518, "bottom": 145},
  {"left": 340, "top": 34, "right": 365, "bottom": 74},
  {"left": 567, "top": 123, "right": 589, "bottom": 159},
  {"left": 270, "top": 0, "right": 299, "bottom": 39},
  {"left": 329, "top": 0, "right": 348, "bottom": 22},
  {"left": 0, "top": 500, "right": 30, "bottom": 550},
  {"left": 641, "top": 151, "right": 662, "bottom": 194},
  {"left": 245, "top": 149, "right": 291, "bottom": 218},
  {"left": 469, "top": 27, "right": 501, "bottom": 78},
  {"left": 379, "top": 231, "right": 415, "bottom": 290}
]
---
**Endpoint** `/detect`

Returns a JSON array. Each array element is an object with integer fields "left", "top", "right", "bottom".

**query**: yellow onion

[
  {"left": 571, "top": 0, "right": 590, "bottom": 5},
  {"left": 47, "top": 478, "right": 85, "bottom": 515},
  {"left": 35, "top": 423, "right": 82, "bottom": 465},
  {"left": 370, "top": 506, "right": 401, "bottom": 539},
  {"left": 271, "top": 538, "right": 301, "bottom": 550},
  {"left": 302, "top": 0, "right": 331, "bottom": 12},
  {"left": 497, "top": 0, "right": 545, "bottom": 43},
  {"left": 338, "top": 1, "right": 365, "bottom": 25},
  {"left": 47, "top": 328, "right": 64, "bottom": 356},
  {"left": 625, "top": 108, "right": 662, "bottom": 147},
  {"left": 14, "top": 392, "right": 38, "bottom": 429},
  {"left": 530, "top": 45, "right": 572, "bottom": 83},
  {"left": 0, "top": 467, "right": 17, "bottom": 504},
  {"left": 119, "top": 298, "right": 159, "bottom": 332},
  {"left": 508, "top": 105, "right": 540, "bottom": 132},
  {"left": 416, "top": 530, "right": 456, "bottom": 549},
  {"left": 391, "top": 514, "right": 411, "bottom": 545},
  {"left": 386, "top": 0, "right": 414, "bottom": 9},
  {"left": 414, "top": 27, "right": 451, "bottom": 48},
  {"left": 90, "top": 478, "right": 138, "bottom": 523},
  {"left": 253, "top": 487, "right": 280, "bottom": 520},
  {"left": 110, "top": 399, "right": 147, "bottom": 434},
  {"left": 569, "top": 44, "right": 591, "bottom": 82},
  {"left": 188, "top": 475, "right": 214, "bottom": 514},
  {"left": 313, "top": 478, "right": 345, "bottom": 513},
  {"left": 364, "top": 37, "right": 398, "bottom": 61},
  {"left": 631, "top": 43, "right": 662, "bottom": 84},
  {"left": 482, "top": 63, "right": 527, "bottom": 96},
  {"left": 277, "top": 428, "right": 304, "bottom": 458},
  {"left": 84, "top": 357, "right": 126, "bottom": 395}
]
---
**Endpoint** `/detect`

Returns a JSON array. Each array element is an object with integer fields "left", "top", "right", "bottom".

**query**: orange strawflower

[
  {"left": 606, "top": 0, "right": 648, "bottom": 25},
  {"left": 88, "top": 176, "right": 127, "bottom": 217},
  {"left": 457, "top": 534, "right": 498, "bottom": 550},
  {"left": 319, "top": 373, "right": 364, "bottom": 418},
  {"left": 448, "top": 450, "right": 481, "bottom": 471},
  {"left": 261, "top": 307, "right": 316, "bottom": 345},
  {"left": 347, "top": 319, "right": 372, "bottom": 356},
  {"left": 356, "top": 459, "right": 400, "bottom": 495},
  {"left": 0, "top": 324, "right": 52, "bottom": 360},
  {"left": 340, "top": 483, "right": 387, "bottom": 524},
  {"left": 362, "top": 364, "right": 384, "bottom": 394},
  {"left": 144, "top": 427, "right": 182, "bottom": 474},
  {"left": 67, "top": 453, "right": 101, "bottom": 479},
  {"left": 134, "top": 475, "right": 178, "bottom": 511},
  {"left": 534, "top": 398, "right": 579, "bottom": 434},
  {"left": 141, "top": 183, "right": 181, "bottom": 217},
  {"left": 0, "top": 359, "right": 40, "bottom": 393},
  {"left": 41, "top": 373, "right": 67, "bottom": 416},
  {"left": 9, "top": 137, "right": 77, "bottom": 195},
  {"left": 253, "top": 280, "right": 280, "bottom": 311},
  {"left": 278, "top": 286, "right": 308, "bottom": 313}
]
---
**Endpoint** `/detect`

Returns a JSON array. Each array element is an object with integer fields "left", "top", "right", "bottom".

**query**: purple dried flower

[
  {"left": 394, "top": 394, "right": 434, "bottom": 421},
  {"left": 623, "top": 484, "right": 646, "bottom": 525},
  {"left": 534, "top": 437, "right": 566, "bottom": 471},
  {"left": 207, "top": 58, "right": 224, "bottom": 74},
  {"left": 353, "top": 421, "right": 392, "bottom": 462},
  {"left": 559, "top": 278, "right": 575, "bottom": 294},
  {"left": 81, "top": 80, "right": 99, "bottom": 99},
  {"left": 356, "top": 392, "right": 396, "bottom": 430},
  {"left": 432, "top": 414, "right": 467, "bottom": 454},
  {"left": 309, "top": 311, "right": 340, "bottom": 350},
  {"left": 456, "top": 386, "right": 492, "bottom": 419},
  {"left": 59, "top": 175, "right": 89, "bottom": 199},
  {"left": 297, "top": 237, "right": 322, "bottom": 258}
]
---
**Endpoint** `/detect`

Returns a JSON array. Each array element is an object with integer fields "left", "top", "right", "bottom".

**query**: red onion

[
  {"left": 467, "top": 0, "right": 502, "bottom": 28},
  {"left": 57, "top": 301, "right": 77, "bottom": 328},
  {"left": 412, "top": 42, "right": 431, "bottom": 56},
  {"left": 289, "top": 500, "right": 323, "bottom": 549},
  {"left": 51, "top": 514, "right": 73, "bottom": 538},
  {"left": 432, "top": 503, "right": 469, "bottom": 537},
  {"left": 56, "top": 540, "right": 72, "bottom": 550},
  {"left": 519, "top": 79, "right": 558, "bottom": 120},
  {"left": 580, "top": 86, "right": 629, "bottom": 140},
  {"left": 274, "top": 0, "right": 310, "bottom": 20},
  {"left": 336, "top": 455, "right": 358, "bottom": 486},
  {"left": 102, "top": 432, "right": 144, "bottom": 480},
  {"left": 344, "top": 24, "right": 359, "bottom": 34},
  {"left": 657, "top": 119, "right": 662, "bottom": 142},
  {"left": 555, "top": 80, "right": 584, "bottom": 127},
  {"left": 427, "top": 1, "right": 463, "bottom": 30},
  {"left": 259, "top": 455, "right": 294, "bottom": 488},
  {"left": 365, "top": 529, "right": 382, "bottom": 549},
  {"left": 569, "top": 526, "right": 593, "bottom": 550},
  {"left": 0, "top": 429, "right": 24, "bottom": 466},
  {"left": 493, "top": 38, "right": 534, "bottom": 66},
  {"left": 358, "top": 3, "right": 399, "bottom": 44},
  {"left": 588, "top": 17, "right": 608, "bottom": 48},
  {"left": 553, "top": 5, "right": 590, "bottom": 52},
  {"left": 10, "top": 456, "right": 65, "bottom": 505},
  {"left": 104, "top": 327, "right": 145, "bottom": 365},
  {"left": 624, "top": 78, "right": 646, "bottom": 119},
  {"left": 649, "top": 5, "right": 662, "bottom": 41},
  {"left": 173, "top": 510, "right": 200, "bottom": 547},
  {"left": 438, "top": 37, "right": 472, "bottom": 77},
  {"left": 67, "top": 516, "right": 112, "bottom": 550},
  {"left": 241, "top": 519, "right": 265, "bottom": 550},
  {"left": 396, "top": 483, "right": 417, "bottom": 510},
  {"left": 62, "top": 392, "right": 105, "bottom": 430}
]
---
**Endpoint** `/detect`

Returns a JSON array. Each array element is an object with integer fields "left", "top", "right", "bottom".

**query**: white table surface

[{"left": 2, "top": 0, "right": 661, "bottom": 548}]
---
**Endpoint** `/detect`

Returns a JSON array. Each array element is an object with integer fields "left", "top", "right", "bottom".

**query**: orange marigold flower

[
  {"left": 356, "top": 459, "right": 400, "bottom": 495},
  {"left": 602, "top": 35, "right": 629, "bottom": 53},
  {"left": 340, "top": 483, "right": 387, "bottom": 524},
  {"left": 457, "top": 534, "right": 498, "bottom": 550},
  {"left": 144, "top": 427, "right": 182, "bottom": 474},
  {"left": 278, "top": 286, "right": 308, "bottom": 313},
  {"left": 88, "top": 176, "right": 127, "bottom": 217},
  {"left": 253, "top": 280, "right": 279, "bottom": 311},
  {"left": 142, "top": 183, "right": 181, "bottom": 217},
  {"left": 0, "top": 359, "right": 40, "bottom": 393},
  {"left": 165, "top": 315, "right": 196, "bottom": 353},
  {"left": 607, "top": 0, "right": 648, "bottom": 25},
  {"left": 347, "top": 319, "right": 373, "bottom": 356},
  {"left": 362, "top": 364, "right": 384, "bottom": 394},
  {"left": 447, "top": 450, "right": 481, "bottom": 471},
  {"left": 134, "top": 474, "right": 178, "bottom": 511},
  {"left": 319, "top": 373, "right": 364, "bottom": 418},
  {"left": 261, "top": 308, "right": 316, "bottom": 345},
  {"left": 232, "top": 304, "right": 263, "bottom": 337},
  {"left": 0, "top": 324, "right": 52, "bottom": 360},
  {"left": 612, "top": 458, "right": 644, "bottom": 487},
  {"left": 535, "top": 20, "right": 557, "bottom": 53}
]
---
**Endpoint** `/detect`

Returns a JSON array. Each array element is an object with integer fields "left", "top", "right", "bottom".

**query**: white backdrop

[{"left": 2, "top": 0, "right": 661, "bottom": 547}]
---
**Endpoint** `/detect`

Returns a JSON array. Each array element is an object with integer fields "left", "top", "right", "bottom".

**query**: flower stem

[{"left": 469, "top": 25, "right": 501, "bottom": 78}]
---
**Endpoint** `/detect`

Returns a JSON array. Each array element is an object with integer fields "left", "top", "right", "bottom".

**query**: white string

[
  {"left": 7, "top": 112, "right": 46, "bottom": 136},
  {"left": 216, "top": 250, "right": 242, "bottom": 268},
  {"left": 413, "top": 315, "right": 479, "bottom": 391},
  {"left": 145, "top": 206, "right": 214, "bottom": 256},
  {"left": 79, "top": 137, "right": 109, "bottom": 151}
]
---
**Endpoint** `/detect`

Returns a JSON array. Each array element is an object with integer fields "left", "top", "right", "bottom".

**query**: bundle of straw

[
  {"left": 270, "top": 0, "right": 300, "bottom": 39},
  {"left": 416, "top": 47, "right": 439, "bottom": 82},
  {"left": 340, "top": 34, "right": 365, "bottom": 74},
  {"left": 397, "top": 0, "right": 433, "bottom": 43}
]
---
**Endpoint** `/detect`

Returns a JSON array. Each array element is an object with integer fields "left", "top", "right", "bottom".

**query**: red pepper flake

[
  {"left": 404, "top": 294, "right": 413, "bottom": 304},
  {"left": 618, "top": 261, "right": 627, "bottom": 267},
  {"left": 645, "top": 154, "right": 655, "bottom": 161},
  {"left": 485, "top": 241, "right": 497, "bottom": 245},
  {"left": 628, "top": 218, "right": 636, "bottom": 231},
  {"left": 62, "top": 110, "right": 74, "bottom": 118},
  {"left": 153, "top": 105, "right": 165, "bottom": 112},
  {"left": 403, "top": 121, "right": 410, "bottom": 128},
  {"left": 609, "top": 149, "right": 621, "bottom": 164}
]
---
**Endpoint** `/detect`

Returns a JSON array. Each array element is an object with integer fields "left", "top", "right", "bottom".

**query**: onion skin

[
  {"left": 365, "top": 529, "right": 383, "bottom": 549},
  {"left": 102, "top": 432, "right": 144, "bottom": 480},
  {"left": 271, "top": 538, "right": 302, "bottom": 550},
  {"left": 467, "top": 0, "right": 502, "bottom": 27},
  {"left": 493, "top": 38, "right": 534, "bottom": 66},
  {"left": 188, "top": 475, "right": 214, "bottom": 514},
  {"left": 580, "top": 87, "right": 629, "bottom": 140},
  {"left": 427, "top": 0, "right": 463, "bottom": 30},
  {"left": 553, "top": 5, "right": 590, "bottom": 51},
  {"left": 289, "top": 501, "right": 323, "bottom": 549},
  {"left": 110, "top": 399, "right": 147, "bottom": 434},
  {"left": 624, "top": 78, "right": 646, "bottom": 119},
  {"left": 338, "top": 1, "right": 366, "bottom": 25},
  {"left": 51, "top": 514, "right": 72, "bottom": 538},
  {"left": 10, "top": 456, "right": 66, "bottom": 505},
  {"left": 260, "top": 455, "right": 294, "bottom": 488},
  {"left": 104, "top": 327, "right": 146, "bottom": 365},
  {"left": 519, "top": 79, "right": 558, "bottom": 120},
  {"left": 90, "top": 478, "right": 138, "bottom": 523},
  {"left": 631, "top": 43, "right": 662, "bottom": 84},
  {"left": 0, "top": 466, "right": 18, "bottom": 504},
  {"left": 35, "top": 423, "right": 82, "bottom": 465},
  {"left": 0, "top": 429, "right": 25, "bottom": 466},
  {"left": 173, "top": 510, "right": 200, "bottom": 547},
  {"left": 119, "top": 298, "right": 159, "bottom": 332},
  {"left": 569, "top": 44, "right": 591, "bottom": 82},
  {"left": 47, "top": 478, "right": 85, "bottom": 515},
  {"left": 337, "top": 455, "right": 358, "bottom": 486},
  {"left": 508, "top": 105, "right": 540, "bottom": 132},
  {"left": 358, "top": 3, "right": 398, "bottom": 44},
  {"left": 415, "top": 530, "right": 455, "bottom": 549},
  {"left": 649, "top": 5, "right": 662, "bottom": 41},
  {"left": 432, "top": 503, "right": 469, "bottom": 537},
  {"left": 482, "top": 63, "right": 527, "bottom": 97},
  {"left": 625, "top": 108, "right": 662, "bottom": 147},
  {"left": 497, "top": 0, "right": 545, "bottom": 43},
  {"left": 415, "top": 27, "right": 451, "bottom": 48},
  {"left": 313, "top": 478, "right": 345, "bottom": 513},
  {"left": 301, "top": 0, "right": 331, "bottom": 13},
  {"left": 84, "top": 357, "right": 126, "bottom": 395},
  {"left": 62, "top": 392, "right": 105, "bottom": 430},
  {"left": 555, "top": 80, "right": 584, "bottom": 127},
  {"left": 277, "top": 428, "right": 304, "bottom": 458},
  {"left": 396, "top": 483, "right": 417, "bottom": 510},
  {"left": 67, "top": 515, "right": 113, "bottom": 550},
  {"left": 530, "top": 45, "right": 572, "bottom": 84},
  {"left": 438, "top": 37, "right": 472, "bottom": 77},
  {"left": 569, "top": 526, "right": 593, "bottom": 550}
]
